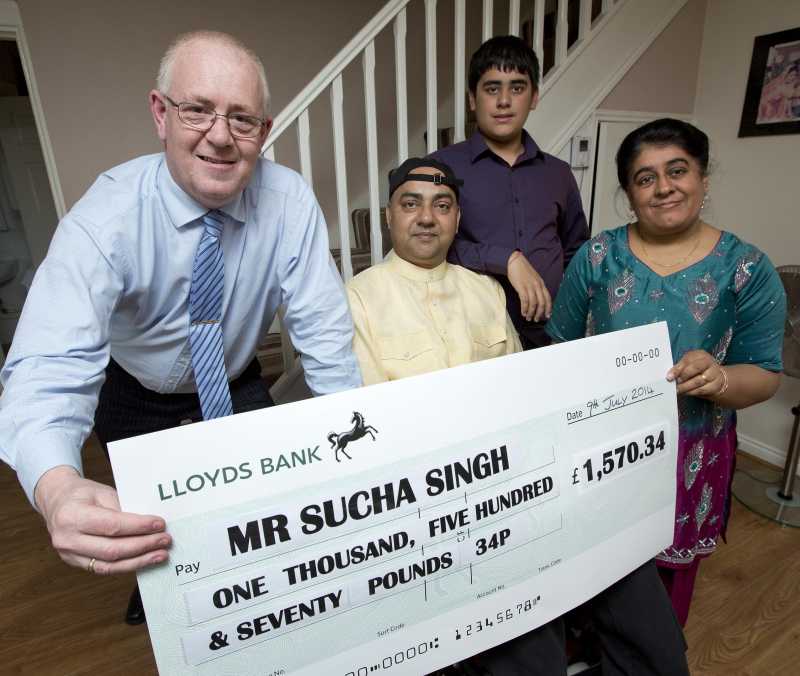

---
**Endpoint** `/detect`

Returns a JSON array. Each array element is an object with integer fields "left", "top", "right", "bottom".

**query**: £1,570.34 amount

[{"left": 572, "top": 428, "right": 666, "bottom": 487}]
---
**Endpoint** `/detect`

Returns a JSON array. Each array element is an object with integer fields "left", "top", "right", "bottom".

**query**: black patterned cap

[{"left": 388, "top": 157, "right": 464, "bottom": 201}]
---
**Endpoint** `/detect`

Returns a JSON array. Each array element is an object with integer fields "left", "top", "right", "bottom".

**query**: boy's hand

[{"left": 507, "top": 251, "right": 552, "bottom": 322}]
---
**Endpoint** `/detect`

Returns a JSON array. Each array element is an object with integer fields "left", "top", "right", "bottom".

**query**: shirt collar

[
  {"left": 157, "top": 156, "right": 247, "bottom": 228},
  {"left": 387, "top": 250, "right": 449, "bottom": 282},
  {"left": 468, "top": 129, "right": 541, "bottom": 165}
]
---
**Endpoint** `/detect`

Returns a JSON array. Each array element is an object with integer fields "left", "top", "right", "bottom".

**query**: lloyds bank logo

[{"left": 327, "top": 411, "right": 379, "bottom": 462}]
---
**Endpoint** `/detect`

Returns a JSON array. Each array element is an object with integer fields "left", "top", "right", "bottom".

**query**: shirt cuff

[
  {"left": 16, "top": 428, "right": 84, "bottom": 510},
  {"left": 303, "top": 358, "right": 363, "bottom": 396},
  {"left": 486, "top": 246, "right": 517, "bottom": 276}
]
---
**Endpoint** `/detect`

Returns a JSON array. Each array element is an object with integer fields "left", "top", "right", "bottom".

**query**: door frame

[{"left": 0, "top": 0, "right": 65, "bottom": 219}]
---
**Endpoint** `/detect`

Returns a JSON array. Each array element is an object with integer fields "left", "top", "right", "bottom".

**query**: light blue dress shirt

[{"left": 0, "top": 153, "right": 361, "bottom": 505}]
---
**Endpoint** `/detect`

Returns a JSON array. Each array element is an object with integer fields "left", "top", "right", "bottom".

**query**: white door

[
  {"left": 0, "top": 96, "right": 59, "bottom": 352},
  {"left": 0, "top": 96, "right": 58, "bottom": 266}
]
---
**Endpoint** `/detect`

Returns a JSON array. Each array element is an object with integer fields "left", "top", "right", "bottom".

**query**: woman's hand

[
  {"left": 666, "top": 349, "right": 728, "bottom": 399},
  {"left": 667, "top": 352, "right": 780, "bottom": 409}
]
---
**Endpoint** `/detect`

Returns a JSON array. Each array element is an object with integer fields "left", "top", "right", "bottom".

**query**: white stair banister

[
  {"left": 556, "top": 0, "right": 569, "bottom": 69},
  {"left": 263, "top": 0, "right": 410, "bottom": 151},
  {"left": 509, "top": 0, "right": 520, "bottom": 36},
  {"left": 482, "top": 0, "right": 493, "bottom": 42},
  {"left": 533, "top": 0, "right": 545, "bottom": 58},
  {"left": 579, "top": 0, "right": 593, "bottom": 42},
  {"left": 362, "top": 41, "right": 383, "bottom": 265},
  {"left": 331, "top": 74, "right": 353, "bottom": 282},
  {"left": 297, "top": 109, "right": 313, "bottom": 188},
  {"left": 394, "top": 9, "right": 409, "bottom": 163},
  {"left": 425, "top": 0, "right": 438, "bottom": 154},
  {"left": 259, "top": 0, "right": 675, "bottom": 390},
  {"left": 454, "top": 0, "right": 466, "bottom": 143}
]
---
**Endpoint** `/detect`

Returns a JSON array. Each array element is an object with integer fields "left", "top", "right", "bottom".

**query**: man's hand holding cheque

[{"left": 34, "top": 465, "right": 170, "bottom": 575}]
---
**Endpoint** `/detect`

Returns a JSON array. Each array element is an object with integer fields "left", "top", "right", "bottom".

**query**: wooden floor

[
  {"left": 0, "top": 444, "right": 798, "bottom": 675},
  {"left": 681, "top": 454, "right": 800, "bottom": 675}
]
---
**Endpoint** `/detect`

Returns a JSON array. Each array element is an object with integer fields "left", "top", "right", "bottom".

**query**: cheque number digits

[
  {"left": 455, "top": 597, "right": 541, "bottom": 641},
  {"left": 573, "top": 429, "right": 666, "bottom": 486},
  {"left": 615, "top": 347, "right": 660, "bottom": 368}
]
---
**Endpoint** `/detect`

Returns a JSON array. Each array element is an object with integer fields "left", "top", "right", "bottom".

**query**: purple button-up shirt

[{"left": 431, "top": 131, "right": 589, "bottom": 345}]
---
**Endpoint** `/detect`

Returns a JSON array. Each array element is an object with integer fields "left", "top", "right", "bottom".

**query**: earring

[{"left": 701, "top": 193, "right": 708, "bottom": 210}]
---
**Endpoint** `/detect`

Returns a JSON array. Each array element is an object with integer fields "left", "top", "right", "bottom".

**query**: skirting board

[{"left": 737, "top": 432, "right": 800, "bottom": 477}]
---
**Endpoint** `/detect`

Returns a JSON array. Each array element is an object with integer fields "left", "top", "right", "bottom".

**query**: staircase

[{"left": 258, "top": 0, "right": 689, "bottom": 401}]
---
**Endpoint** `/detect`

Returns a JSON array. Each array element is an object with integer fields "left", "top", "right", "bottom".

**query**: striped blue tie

[{"left": 189, "top": 210, "right": 233, "bottom": 420}]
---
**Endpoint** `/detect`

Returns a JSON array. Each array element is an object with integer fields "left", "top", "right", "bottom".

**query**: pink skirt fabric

[{"left": 657, "top": 558, "right": 701, "bottom": 626}]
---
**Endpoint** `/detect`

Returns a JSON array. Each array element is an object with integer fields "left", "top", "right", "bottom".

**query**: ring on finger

[
  {"left": 700, "top": 372, "right": 708, "bottom": 383},
  {"left": 87, "top": 557, "right": 97, "bottom": 574}
]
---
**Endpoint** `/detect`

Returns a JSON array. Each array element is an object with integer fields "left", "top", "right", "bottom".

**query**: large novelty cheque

[{"left": 110, "top": 322, "right": 678, "bottom": 675}]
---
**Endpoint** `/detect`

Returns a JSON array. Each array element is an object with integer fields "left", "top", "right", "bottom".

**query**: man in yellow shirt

[
  {"left": 347, "top": 158, "right": 521, "bottom": 385},
  {"left": 348, "top": 159, "right": 689, "bottom": 676}
]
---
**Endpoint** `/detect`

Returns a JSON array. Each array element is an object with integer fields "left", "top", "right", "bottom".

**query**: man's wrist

[{"left": 34, "top": 465, "right": 81, "bottom": 514}]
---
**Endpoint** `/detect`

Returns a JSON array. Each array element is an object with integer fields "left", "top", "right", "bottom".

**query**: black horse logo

[{"left": 328, "top": 411, "right": 378, "bottom": 462}]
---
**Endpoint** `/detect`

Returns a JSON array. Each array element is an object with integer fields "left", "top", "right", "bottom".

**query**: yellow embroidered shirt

[{"left": 347, "top": 252, "right": 522, "bottom": 385}]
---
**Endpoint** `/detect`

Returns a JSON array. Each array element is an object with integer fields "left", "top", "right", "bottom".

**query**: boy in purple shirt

[{"left": 431, "top": 35, "right": 589, "bottom": 349}]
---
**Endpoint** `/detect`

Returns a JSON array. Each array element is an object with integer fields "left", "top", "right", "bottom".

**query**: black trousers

[
  {"left": 520, "top": 329, "right": 552, "bottom": 351},
  {"left": 470, "top": 561, "right": 689, "bottom": 676},
  {"left": 94, "top": 357, "right": 274, "bottom": 447}
]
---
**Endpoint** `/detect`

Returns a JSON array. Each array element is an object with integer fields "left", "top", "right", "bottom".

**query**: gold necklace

[{"left": 636, "top": 224, "right": 703, "bottom": 269}]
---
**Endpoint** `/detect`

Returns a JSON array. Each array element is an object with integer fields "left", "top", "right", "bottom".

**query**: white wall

[
  {"left": 549, "top": 0, "right": 706, "bottom": 217},
  {"left": 693, "top": 0, "right": 800, "bottom": 468},
  {"left": 16, "top": 0, "right": 384, "bottom": 210},
  {"left": 600, "top": 0, "right": 706, "bottom": 114}
]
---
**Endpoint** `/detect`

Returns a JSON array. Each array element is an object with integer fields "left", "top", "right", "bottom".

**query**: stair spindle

[
  {"left": 394, "top": 9, "right": 408, "bottom": 163},
  {"left": 454, "top": 0, "right": 466, "bottom": 143},
  {"left": 330, "top": 75, "right": 352, "bottom": 282},
  {"left": 297, "top": 109, "right": 313, "bottom": 189},
  {"left": 425, "top": 0, "right": 438, "bottom": 154},
  {"left": 362, "top": 41, "right": 383, "bottom": 265},
  {"left": 509, "top": 0, "right": 520, "bottom": 36},
  {"left": 482, "top": 0, "right": 493, "bottom": 42}
]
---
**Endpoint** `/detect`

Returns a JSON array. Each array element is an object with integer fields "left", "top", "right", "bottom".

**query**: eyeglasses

[{"left": 162, "top": 94, "right": 266, "bottom": 139}]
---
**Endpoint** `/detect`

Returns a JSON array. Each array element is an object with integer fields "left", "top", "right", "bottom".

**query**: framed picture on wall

[{"left": 738, "top": 27, "right": 800, "bottom": 137}]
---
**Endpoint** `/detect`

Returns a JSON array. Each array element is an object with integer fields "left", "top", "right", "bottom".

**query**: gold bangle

[{"left": 717, "top": 366, "right": 729, "bottom": 397}]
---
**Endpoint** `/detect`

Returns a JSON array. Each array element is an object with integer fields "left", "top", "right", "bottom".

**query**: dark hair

[
  {"left": 468, "top": 35, "right": 540, "bottom": 93},
  {"left": 616, "top": 118, "right": 710, "bottom": 189}
]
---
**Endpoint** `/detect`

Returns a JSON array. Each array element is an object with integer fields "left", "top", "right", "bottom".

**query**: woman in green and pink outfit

[{"left": 547, "top": 118, "right": 785, "bottom": 625}]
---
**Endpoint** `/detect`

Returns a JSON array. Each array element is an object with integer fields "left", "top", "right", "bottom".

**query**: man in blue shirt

[
  {"left": 0, "top": 31, "right": 360, "bottom": 617},
  {"left": 431, "top": 35, "right": 589, "bottom": 349}
]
